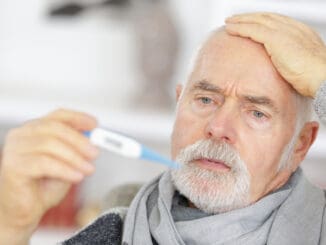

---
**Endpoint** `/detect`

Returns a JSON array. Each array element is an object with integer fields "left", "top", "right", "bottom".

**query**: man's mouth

[{"left": 194, "top": 158, "right": 231, "bottom": 172}]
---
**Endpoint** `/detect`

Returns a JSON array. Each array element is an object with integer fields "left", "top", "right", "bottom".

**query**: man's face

[{"left": 171, "top": 31, "right": 299, "bottom": 212}]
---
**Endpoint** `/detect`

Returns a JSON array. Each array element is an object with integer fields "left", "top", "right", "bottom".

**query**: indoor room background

[{"left": 0, "top": 0, "right": 325, "bottom": 243}]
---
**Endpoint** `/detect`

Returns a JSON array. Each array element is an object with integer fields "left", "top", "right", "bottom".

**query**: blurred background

[{"left": 0, "top": 0, "right": 325, "bottom": 243}]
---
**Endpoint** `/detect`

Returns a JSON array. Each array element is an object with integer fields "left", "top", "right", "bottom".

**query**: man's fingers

[
  {"left": 226, "top": 12, "right": 322, "bottom": 43},
  {"left": 226, "top": 12, "right": 298, "bottom": 27},
  {"left": 226, "top": 12, "right": 283, "bottom": 30},
  {"left": 225, "top": 22, "right": 274, "bottom": 44},
  {"left": 22, "top": 154, "right": 85, "bottom": 183},
  {"left": 225, "top": 12, "right": 326, "bottom": 97},
  {"left": 226, "top": 12, "right": 306, "bottom": 40},
  {"left": 45, "top": 108, "right": 98, "bottom": 131},
  {"left": 25, "top": 120, "right": 99, "bottom": 160},
  {"left": 227, "top": 12, "right": 289, "bottom": 23},
  {"left": 17, "top": 136, "right": 96, "bottom": 174}
]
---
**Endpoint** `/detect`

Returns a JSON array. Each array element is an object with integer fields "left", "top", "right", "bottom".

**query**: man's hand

[
  {"left": 0, "top": 109, "right": 99, "bottom": 244},
  {"left": 225, "top": 12, "right": 326, "bottom": 97}
]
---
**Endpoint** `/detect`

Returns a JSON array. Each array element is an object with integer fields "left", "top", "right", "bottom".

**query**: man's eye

[
  {"left": 252, "top": 110, "right": 265, "bottom": 118},
  {"left": 200, "top": 97, "right": 212, "bottom": 104}
]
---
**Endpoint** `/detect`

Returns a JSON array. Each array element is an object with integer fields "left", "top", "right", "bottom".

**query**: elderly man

[{"left": 0, "top": 13, "right": 326, "bottom": 245}]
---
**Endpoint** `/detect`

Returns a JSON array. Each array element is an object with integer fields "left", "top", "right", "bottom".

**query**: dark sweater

[{"left": 62, "top": 208, "right": 126, "bottom": 245}]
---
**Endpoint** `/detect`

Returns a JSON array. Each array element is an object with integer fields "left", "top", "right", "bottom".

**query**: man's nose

[{"left": 204, "top": 104, "right": 238, "bottom": 144}]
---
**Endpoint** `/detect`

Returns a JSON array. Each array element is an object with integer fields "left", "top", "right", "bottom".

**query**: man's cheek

[
  {"left": 242, "top": 146, "right": 269, "bottom": 182},
  {"left": 171, "top": 121, "right": 188, "bottom": 158},
  {"left": 172, "top": 117, "right": 203, "bottom": 158}
]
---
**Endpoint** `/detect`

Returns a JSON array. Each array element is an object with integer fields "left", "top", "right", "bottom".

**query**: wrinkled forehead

[{"left": 186, "top": 29, "right": 298, "bottom": 110}]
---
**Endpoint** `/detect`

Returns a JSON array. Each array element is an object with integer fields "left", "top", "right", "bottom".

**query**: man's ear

[
  {"left": 291, "top": 121, "right": 319, "bottom": 171},
  {"left": 175, "top": 84, "right": 183, "bottom": 101}
]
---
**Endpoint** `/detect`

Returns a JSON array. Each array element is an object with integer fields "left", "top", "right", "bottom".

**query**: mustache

[{"left": 175, "top": 140, "right": 243, "bottom": 170}]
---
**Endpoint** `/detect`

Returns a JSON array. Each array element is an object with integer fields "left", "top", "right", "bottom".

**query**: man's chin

[{"left": 171, "top": 165, "right": 251, "bottom": 214}]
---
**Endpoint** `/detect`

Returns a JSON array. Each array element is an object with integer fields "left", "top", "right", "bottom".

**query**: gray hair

[
  {"left": 278, "top": 93, "right": 313, "bottom": 170},
  {"left": 295, "top": 93, "right": 314, "bottom": 129}
]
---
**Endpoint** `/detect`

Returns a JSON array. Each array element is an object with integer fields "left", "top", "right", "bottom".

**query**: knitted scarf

[{"left": 122, "top": 169, "right": 325, "bottom": 245}]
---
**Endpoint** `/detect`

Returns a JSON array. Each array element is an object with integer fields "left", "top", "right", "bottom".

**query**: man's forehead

[
  {"left": 186, "top": 28, "right": 296, "bottom": 105},
  {"left": 198, "top": 29, "right": 267, "bottom": 60}
]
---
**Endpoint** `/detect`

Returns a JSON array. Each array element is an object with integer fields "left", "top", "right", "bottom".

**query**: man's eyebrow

[
  {"left": 242, "top": 95, "right": 279, "bottom": 113},
  {"left": 191, "top": 80, "right": 223, "bottom": 93},
  {"left": 190, "top": 81, "right": 279, "bottom": 113}
]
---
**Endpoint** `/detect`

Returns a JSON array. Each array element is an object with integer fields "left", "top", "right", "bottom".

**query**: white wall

[{"left": 0, "top": 1, "right": 138, "bottom": 109}]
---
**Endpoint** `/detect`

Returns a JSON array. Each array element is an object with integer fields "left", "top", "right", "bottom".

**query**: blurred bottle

[{"left": 132, "top": 0, "right": 180, "bottom": 111}]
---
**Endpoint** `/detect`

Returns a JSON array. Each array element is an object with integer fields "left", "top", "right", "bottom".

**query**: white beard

[{"left": 171, "top": 140, "right": 251, "bottom": 214}]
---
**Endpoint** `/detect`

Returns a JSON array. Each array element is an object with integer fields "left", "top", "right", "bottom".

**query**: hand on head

[{"left": 225, "top": 12, "right": 326, "bottom": 97}]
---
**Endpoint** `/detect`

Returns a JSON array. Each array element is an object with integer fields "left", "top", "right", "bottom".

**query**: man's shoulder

[{"left": 61, "top": 207, "right": 128, "bottom": 245}]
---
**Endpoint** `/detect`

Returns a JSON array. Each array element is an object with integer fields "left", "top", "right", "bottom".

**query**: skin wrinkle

[
  {"left": 183, "top": 27, "right": 312, "bottom": 111},
  {"left": 191, "top": 80, "right": 223, "bottom": 93},
  {"left": 191, "top": 80, "right": 281, "bottom": 114},
  {"left": 170, "top": 29, "right": 314, "bottom": 213}
]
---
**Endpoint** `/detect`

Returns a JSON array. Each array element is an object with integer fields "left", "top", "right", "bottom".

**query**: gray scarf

[{"left": 122, "top": 169, "right": 325, "bottom": 245}]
